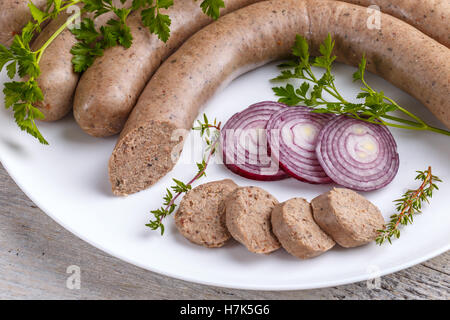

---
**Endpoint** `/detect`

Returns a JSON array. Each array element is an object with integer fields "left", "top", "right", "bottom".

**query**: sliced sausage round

[
  {"left": 175, "top": 179, "right": 238, "bottom": 248},
  {"left": 311, "top": 188, "right": 385, "bottom": 248},
  {"left": 225, "top": 186, "right": 280, "bottom": 254},
  {"left": 272, "top": 198, "right": 335, "bottom": 259}
]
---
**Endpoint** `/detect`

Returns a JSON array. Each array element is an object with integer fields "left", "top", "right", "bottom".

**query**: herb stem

[
  {"left": 376, "top": 166, "right": 442, "bottom": 244},
  {"left": 36, "top": 10, "right": 81, "bottom": 64},
  {"left": 59, "top": 0, "right": 82, "bottom": 13},
  {"left": 146, "top": 116, "right": 222, "bottom": 234},
  {"left": 157, "top": 134, "right": 220, "bottom": 226}
]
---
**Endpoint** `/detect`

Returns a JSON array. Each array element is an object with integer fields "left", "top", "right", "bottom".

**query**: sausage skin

[
  {"left": 30, "top": 11, "right": 79, "bottom": 121},
  {"left": 73, "top": 0, "right": 263, "bottom": 137},
  {"left": 109, "top": 0, "right": 450, "bottom": 196},
  {"left": 343, "top": 0, "right": 450, "bottom": 47},
  {"left": 0, "top": 0, "right": 48, "bottom": 46}
]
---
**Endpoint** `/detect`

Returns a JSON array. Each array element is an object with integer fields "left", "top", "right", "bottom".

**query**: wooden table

[{"left": 0, "top": 163, "right": 448, "bottom": 299}]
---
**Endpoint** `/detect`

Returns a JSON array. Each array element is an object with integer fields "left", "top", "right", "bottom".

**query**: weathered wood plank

[{"left": 0, "top": 163, "right": 448, "bottom": 299}]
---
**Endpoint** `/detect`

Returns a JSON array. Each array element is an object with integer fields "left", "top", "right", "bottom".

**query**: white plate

[{"left": 0, "top": 62, "right": 449, "bottom": 290}]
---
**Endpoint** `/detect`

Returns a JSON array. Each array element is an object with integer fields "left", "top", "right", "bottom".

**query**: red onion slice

[
  {"left": 316, "top": 115, "right": 399, "bottom": 191},
  {"left": 221, "top": 101, "right": 289, "bottom": 181},
  {"left": 266, "top": 107, "right": 334, "bottom": 184}
]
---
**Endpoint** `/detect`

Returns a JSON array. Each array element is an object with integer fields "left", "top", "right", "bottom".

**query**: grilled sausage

[
  {"left": 311, "top": 188, "right": 385, "bottom": 247},
  {"left": 73, "top": 0, "right": 263, "bottom": 137},
  {"left": 225, "top": 186, "right": 280, "bottom": 254},
  {"left": 31, "top": 1, "right": 130, "bottom": 121},
  {"left": 272, "top": 198, "right": 335, "bottom": 259},
  {"left": 175, "top": 179, "right": 238, "bottom": 248},
  {"left": 109, "top": 0, "right": 450, "bottom": 196},
  {"left": 0, "top": 0, "right": 48, "bottom": 46},
  {"left": 342, "top": 0, "right": 450, "bottom": 47}
]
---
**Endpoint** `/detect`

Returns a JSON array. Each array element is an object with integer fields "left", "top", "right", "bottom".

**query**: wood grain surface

[{"left": 0, "top": 163, "right": 448, "bottom": 300}]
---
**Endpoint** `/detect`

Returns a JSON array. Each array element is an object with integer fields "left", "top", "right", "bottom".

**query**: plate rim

[{"left": 2, "top": 157, "right": 449, "bottom": 291}]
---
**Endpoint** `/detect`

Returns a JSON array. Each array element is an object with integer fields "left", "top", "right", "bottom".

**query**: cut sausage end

[{"left": 109, "top": 121, "right": 183, "bottom": 196}]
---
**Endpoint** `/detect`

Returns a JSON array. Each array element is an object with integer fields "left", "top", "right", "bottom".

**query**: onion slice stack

[
  {"left": 316, "top": 115, "right": 400, "bottom": 191},
  {"left": 221, "top": 101, "right": 289, "bottom": 181},
  {"left": 266, "top": 107, "right": 334, "bottom": 184}
]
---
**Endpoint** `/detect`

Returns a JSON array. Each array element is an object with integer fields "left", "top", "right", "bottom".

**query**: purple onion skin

[
  {"left": 224, "top": 163, "right": 290, "bottom": 181},
  {"left": 221, "top": 101, "right": 290, "bottom": 181},
  {"left": 315, "top": 115, "right": 400, "bottom": 191},
  {"left": 265, "top": 106, "right": 333, "bottom": 184}
]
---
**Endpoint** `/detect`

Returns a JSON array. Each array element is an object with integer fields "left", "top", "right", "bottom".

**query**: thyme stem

[
  {"left": 146, "top": 116, "right": 221, "bottom": 235},
  {"left": 376, "top": 166, "right": 442, "bottom": 244}
]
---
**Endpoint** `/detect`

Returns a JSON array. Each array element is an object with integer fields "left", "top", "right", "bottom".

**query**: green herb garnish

[
  {"left": 271, "top": 34, "right": 450, "bottom": 136},
  {"left": 146, "top": 114, "right": 221, "bottom": 235},
  {"left": 376, "top": 166, "right": 442, "bottom": 244}
]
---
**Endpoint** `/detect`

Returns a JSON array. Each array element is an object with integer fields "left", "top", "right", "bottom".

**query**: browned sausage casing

[
  {"left": 31, "top": 1, "right": 131, "bottom": 121},
  {"left": 342, "top": 0, "right": 450, "bottom": 47},
  {"left": 109, "top": 0, "right": 450, "bottom": 196},
  {"left": 0, "top": 0, "right": 48, "bottom": 45},
  {"left": 73, "top": 0, "right": 264, "bottom": 137}
]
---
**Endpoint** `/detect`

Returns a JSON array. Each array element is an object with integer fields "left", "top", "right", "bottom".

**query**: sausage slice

[
  {"left": 272, "top": 198, "right": 335, "bottom": 259},
  {"left": 226, "top": 186, "right": 280, "bottom": 254},
  {"left": 175, "top": 179, "right": 238, "bottom": 248},
  {"left": 311, "top": 188, "right": 385, "bottom": 248}
]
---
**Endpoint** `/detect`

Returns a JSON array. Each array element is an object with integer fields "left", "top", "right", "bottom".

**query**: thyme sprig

[
  {"left": 376, "top": 166, "right": 442, "bottom": 245},
  {"left": 146, "top": 114, "right": 221, "bottom": 235},
  {"left": 272, "top": 34, "right": 450, "bottom": 136}
]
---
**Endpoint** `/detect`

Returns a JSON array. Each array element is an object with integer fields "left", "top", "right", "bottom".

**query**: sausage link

[
  {"left": 75, "top": 0, "right": 449, "bottom": 138},
  {"left": 342, "top": 0, "right": 450, "bottom": 47},
  {"left": 73, "top": 0, "right": 264, "bottom": 137},
  {"left": 109, "top": 0, "right": 450, "bottom": 196},
  {"left": 31, "top": 1, "right": 130, "bottom": 121},
  {"left": 0, "top": 0, "right": 48, "bottom": 45}
]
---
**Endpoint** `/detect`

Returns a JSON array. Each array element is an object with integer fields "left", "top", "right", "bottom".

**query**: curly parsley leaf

[
  {"left": 71, "top": 18, "right": 101, "bottom": 44},
  {"left": 141, "top": 5, "right": 171, "bottom": 42},
  {"left": 200, "top": 0, "right": 225, "bottom": 20},
  {"left": 101, "top": 17, "right": 133, "bottom": 48},
  {"left": 70, "top": 41, "right": 104, "bottom": 72},
  {"left": 28, "top": 1, "right": 48, "bottom": 25},
  {"left": 70, "top": 6, "right": 133, "bottom": 71},
  {"left": 3, "top": 80, "right": 48, "bottom": 145}
]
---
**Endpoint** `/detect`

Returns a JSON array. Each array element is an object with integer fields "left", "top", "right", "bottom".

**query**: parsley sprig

[
  {"left": 376, "top": 167, "right": 442, "bottom": 244},
  {"left": 272, "top": 34, "right": 450, "bottom": 136},
  {"left": 146, "top": 114, "right": 221, "bottom": 235},
  {"left": 70, "top": 1, "right": 133, "bottom": 72},
  {"left": 0, "top": 1, "right": 83, "bottom": 144},
  {"left": 1, "top": 0, "right": 227, "bottom": 144}
]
